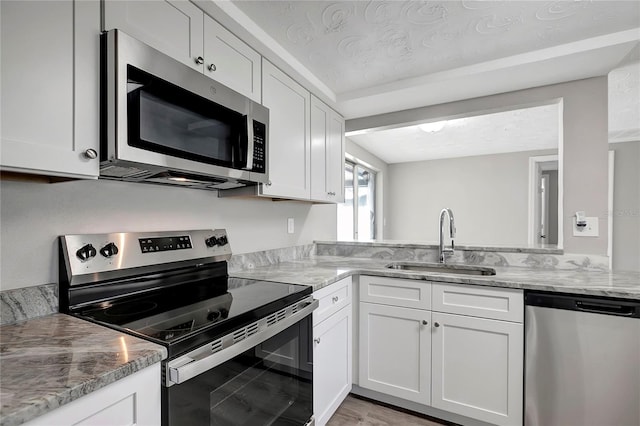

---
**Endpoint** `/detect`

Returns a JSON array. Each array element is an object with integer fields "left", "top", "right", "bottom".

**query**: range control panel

[
  {"left": 139, "top": 235, "right": 192, "bottom": 253},
  {"left": 61, "top": 229, "right": 232, "bottom": 285}
]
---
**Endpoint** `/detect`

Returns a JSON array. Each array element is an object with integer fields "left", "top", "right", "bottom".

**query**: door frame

[{"left": 528, "top": 155, "right": 560, "bottom": 246}]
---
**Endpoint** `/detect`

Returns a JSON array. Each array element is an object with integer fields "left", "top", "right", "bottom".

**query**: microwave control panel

[{"left": 252, "top": 121, "right": 266, "bottom": 173}]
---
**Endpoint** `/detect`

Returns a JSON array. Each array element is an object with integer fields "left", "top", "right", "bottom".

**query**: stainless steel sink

[{"left": 385, "top": 262, "right": 496, "bottom": 276}]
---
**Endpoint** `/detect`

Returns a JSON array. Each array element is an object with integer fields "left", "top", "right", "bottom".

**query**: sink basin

[{"left": 385, "top": 262, "right": 496, "bottom": 276}]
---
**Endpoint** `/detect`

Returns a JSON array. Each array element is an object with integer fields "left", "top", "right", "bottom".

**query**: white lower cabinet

[
  {"left": 313, "top": 278, "right": 352, "bottom": 426},
  {"left": 431, "top": 312, "right": 523, "bottom": 426},
  {"left": 359, "top": 303, "right": 431, "bottom": 404},
  {"left": 358, "top": 276, "right": 523, "bottom": 426},
  {"left": 23, "top": 363, "right": 161, "bottom": 426}
]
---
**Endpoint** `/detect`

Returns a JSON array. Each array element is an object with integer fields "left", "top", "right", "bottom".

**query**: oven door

[{"left": 164, "top": 297, "right": 318, "bottom": 426}]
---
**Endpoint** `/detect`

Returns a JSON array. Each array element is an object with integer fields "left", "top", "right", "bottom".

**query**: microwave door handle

[{"left": 245, "top": 116, "right": 254, "bottom": 170}]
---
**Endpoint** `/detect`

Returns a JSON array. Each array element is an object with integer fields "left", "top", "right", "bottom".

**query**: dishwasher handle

[
  {"left": 526, "top": 291, "right": 640, "bottom": 318},
  {"left": 575, "top": 300, "right": 637, "bottom": 316}
]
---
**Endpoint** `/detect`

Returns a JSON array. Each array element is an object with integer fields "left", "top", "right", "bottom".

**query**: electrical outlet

[
  {"left": 573, "top": 217, "right": 599, "bottom": 237},
  {"left": 287, "top": 218, "right": 295, "bottom": 234}
]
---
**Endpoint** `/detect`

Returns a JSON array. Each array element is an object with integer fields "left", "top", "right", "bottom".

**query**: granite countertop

[
  {"left": 230, "top": 255, "right": 640, "bottom": 300},
  {"left": 315, "top": 240, "right": 564, "bottom": 254},
  {"left": 0, "top": 314, "right": 167, "bottom": 426}
]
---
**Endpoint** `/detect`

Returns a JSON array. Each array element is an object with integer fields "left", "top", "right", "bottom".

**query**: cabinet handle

[
  {"left": 195, "top": 56, "right": 204, "bottom": 65},
  {"left": 422, "top": 320, "right": 428, "bottom": 325},
  {"left": 208, "top": 63, "right": 217, "bottom": 72},
  {"left": 83, "top": 149, "right": 98, "bottom": 160},
  {"left": 332, "top": 296, "right": 339, "bottom": 303},
  {"left": 266, "top": 180, "right": 272, "bottom": 186},
  {"left": 434, "top": 322, "right": 440, "bottom": 328},
  {"left": 314, "top": 338, "right": 321, "bottom": 344}
]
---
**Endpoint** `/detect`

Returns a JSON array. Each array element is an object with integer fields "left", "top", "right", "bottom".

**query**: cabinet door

[
  {"left": 23, "top": 364, "right": 161, "bottom": 426},
  {"left": 359, "top": 302, "right": 431, "bottom": 404},
  {"left": 327, "top": 109, "right": 345, "bottom": 202},
  {"left": 103, "top": 0, "right": 204, "bottom": 72},
  {"left": 431, "top": 312, "right": 523, "bottom": 426},
  {"left": 310, "top": 96, "right": 345, "bottom": 203},
  {"left": 0, "top": 0, "right": 100, "bottom": 178},
  {"left": 203, "top": 16, "right": 261, "bottom": 103},
  {"left": 314, "top": 306, "right": 352, "bottom": 426},
  {"left": 261, "top": 60, "right": 311, "bottom": 200}
]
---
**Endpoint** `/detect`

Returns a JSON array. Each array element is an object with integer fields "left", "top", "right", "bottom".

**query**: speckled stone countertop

[
  {"left": 231, "top": 256, "right": 640, "bottom": 300},
  {"left": 0, "top": 314, "right": 167, "bottom": 426}
]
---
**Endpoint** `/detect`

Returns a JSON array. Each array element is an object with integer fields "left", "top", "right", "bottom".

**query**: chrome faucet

[{"left": 439, "top": 208, "right": 456, "bottom": 263}]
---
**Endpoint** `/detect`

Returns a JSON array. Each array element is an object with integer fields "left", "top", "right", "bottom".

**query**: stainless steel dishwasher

[{"left": 525, "top": 291, "right": 640, "bottom": 426}]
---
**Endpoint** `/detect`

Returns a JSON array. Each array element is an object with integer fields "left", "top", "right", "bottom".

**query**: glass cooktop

[{"left": 72, "top": 277, "right": 311, "bottom": 357}]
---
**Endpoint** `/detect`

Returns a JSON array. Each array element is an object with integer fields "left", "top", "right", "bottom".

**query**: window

[{"left": 337, "top": 160, "right": 376, "bottom": 240}]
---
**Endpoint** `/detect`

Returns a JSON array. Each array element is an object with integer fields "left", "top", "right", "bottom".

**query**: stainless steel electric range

[{"left": 59, "top": 229, "right": 317, "bottom": 426}]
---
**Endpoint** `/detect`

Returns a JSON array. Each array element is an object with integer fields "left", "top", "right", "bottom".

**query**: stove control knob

[
  {"left": 217, "top": 235, "right": 228, "bottom": 246},
  {"left": 76, "top": 244, "right": 97, "bottom": 261},
  {"left": 207, "top": 311, "right": 221, "bottom": 322},
  {"left": 205, "top": 236, "right": 219, "bottom": 247},
  {"left": 100, "top": 242, "right": 119, "bottom": 258}
]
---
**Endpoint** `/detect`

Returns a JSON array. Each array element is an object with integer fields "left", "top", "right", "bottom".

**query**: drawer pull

[
  {"left": 332, "top": 296, "right": 339, "bottom": 303},
  {"left": 314, "top": 338, "right": 321, "bottom": 345}
]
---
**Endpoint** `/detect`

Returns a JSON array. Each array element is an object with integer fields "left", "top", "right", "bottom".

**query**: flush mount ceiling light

[{"left": 418, "top": 121, "right": 447, "bottom": 133}]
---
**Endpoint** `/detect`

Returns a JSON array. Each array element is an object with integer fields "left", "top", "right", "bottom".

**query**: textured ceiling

[
  {"left": 347, "top": 103, "right": 560, "bottom": 163},
  {"left": 223, "top": 0, "right": 639, "bottom": 161},
  {"left": 233, "top": 0, "right": 640, "bottom": 94}
]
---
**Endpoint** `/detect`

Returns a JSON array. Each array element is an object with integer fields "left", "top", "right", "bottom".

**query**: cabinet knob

[
  {"left": 332, "top": 296, "right": 339, "bottom": 303},
  {"left": 422, "top": 320, "right": 428, "bottom": 325},
  {"left": 266, "top": 181, "right": 272, "bottom": 186},
  {"left": 434, "top": 322, "right": 440, "bottom": 328},
  {"left": 314, "top": 338, "right": 321, "bottom": 344},
  {"left": 208, "top": 63, "right": 217, "bottom": 72},
  {"left": 83, "top": 149, "right": 98, "bottom": 160},
  {"left": 195, "top": 56, "right": 204, "bottom": 65}
]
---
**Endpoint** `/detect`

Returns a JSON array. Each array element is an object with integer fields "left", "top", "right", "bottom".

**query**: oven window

[
  {"left": 166, "top": 317, "right": 313, "bottom": 426},
  {"left": 127, "top": 65, "right": 246, "bottom": 169}
]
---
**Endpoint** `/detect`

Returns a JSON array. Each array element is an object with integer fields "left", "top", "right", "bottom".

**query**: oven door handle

[{"left": 166, "top": 297, "right": 318, "bottom": 386}]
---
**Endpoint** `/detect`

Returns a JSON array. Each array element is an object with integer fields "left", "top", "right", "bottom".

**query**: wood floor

[{"left": 326, "top": 395, "right": 451, "bottom": 426}]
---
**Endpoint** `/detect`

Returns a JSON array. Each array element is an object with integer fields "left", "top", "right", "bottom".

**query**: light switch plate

[{"left": 573, "top": 217, "right": 598, "bottom": 237}]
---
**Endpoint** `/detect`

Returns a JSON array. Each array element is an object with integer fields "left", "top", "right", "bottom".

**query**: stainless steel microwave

[{"left": 101, "top": 29, "right": 268, "bottom": 190}]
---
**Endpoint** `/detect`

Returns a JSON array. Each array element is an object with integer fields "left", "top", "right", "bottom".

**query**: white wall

[
  {"left": 387, "top": 149, "right": 555, "bottom": 245},
  {"left": 610, "top": 141, "right": 640, "bottom": 272},
  {"left": 347, "top": 77, "right": 609, "bottom": 256},
  {"left": 0, "top": 178, "right": 337, "bottom": 290}
]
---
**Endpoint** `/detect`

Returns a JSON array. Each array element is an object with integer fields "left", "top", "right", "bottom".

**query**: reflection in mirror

[{"left": 347, "top": 103, "right": 561, "bottom": 248}]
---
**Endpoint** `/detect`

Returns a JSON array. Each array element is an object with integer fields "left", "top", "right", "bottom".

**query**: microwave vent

[{"left": 100, "top": 165, "right": 152, "bottom": 179}]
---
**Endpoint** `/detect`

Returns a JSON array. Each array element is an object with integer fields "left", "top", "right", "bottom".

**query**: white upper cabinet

[
  {"left": 203, "top": 17, "right": 261, "bottom": 103},
  {"left": 103, "top": 1, "right": 260, "bottom": 101},
  {"left": 310, "top": 95, "right": 345, "bottom": 203},
  {"left": 261, "top": 59, "right": 311, "bottom": 200},
  {"left": 103, "top": 0, "right": 204, "bottom": 72},
  {"left": 0, "top": 0, "right": 101, "bottom": 178}
]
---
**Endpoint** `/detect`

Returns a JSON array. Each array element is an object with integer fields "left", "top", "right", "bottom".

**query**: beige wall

[
  {"left": 347, "top": 77, "right": 609, "bottom": 256},
  {"left": 386, "top": 149, "right": 556, "bottom": 245},
  {"left": 0, "top": 179, "right": 337, "bottom": 290}
]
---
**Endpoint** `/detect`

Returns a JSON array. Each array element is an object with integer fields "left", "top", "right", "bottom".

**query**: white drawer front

[
  {"left": 360, "top": 276, "right": 431, "bottom": 310},
  {"left": 313, "top": 276, "right": 352, "bottom": 326},
  {"left": 432, "top": 283, "right": 523, "bottom": 322}
]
